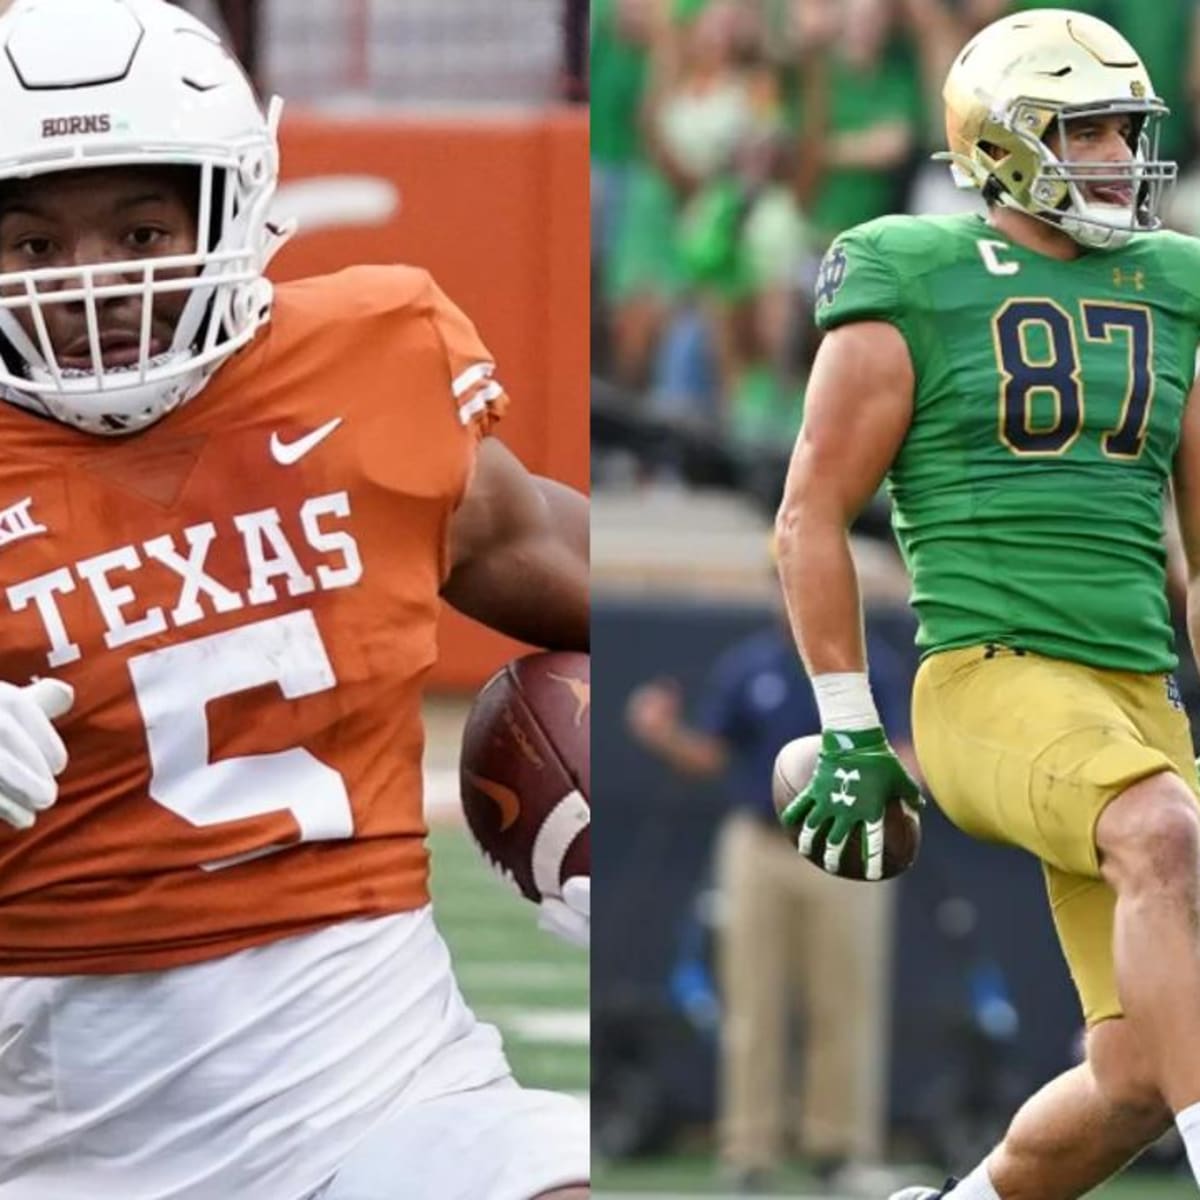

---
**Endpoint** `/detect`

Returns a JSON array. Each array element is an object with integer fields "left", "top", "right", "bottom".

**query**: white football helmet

[
  {"left": 0, "top": 0, "right": 293, "bottom": 435},
  {"left": 937, "top": 9, "right": 1177, "bottom": 250}
]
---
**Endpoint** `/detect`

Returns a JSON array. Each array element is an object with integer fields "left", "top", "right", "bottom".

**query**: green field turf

[{"left": 428, "top": 824, "right": 590, "bottom": 1096}]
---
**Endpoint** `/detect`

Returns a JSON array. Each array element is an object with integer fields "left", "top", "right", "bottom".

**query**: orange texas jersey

[{"left": 0, "top": 265, "right": 508, "bottom": 976}]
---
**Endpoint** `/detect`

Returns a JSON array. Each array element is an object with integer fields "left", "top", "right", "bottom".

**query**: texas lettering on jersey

[
  {"left": 0, "top": 265, "right": 508, "bottom": 977},
  {"left": 8, "top": 491, "right": 361, "bottom": 668}
]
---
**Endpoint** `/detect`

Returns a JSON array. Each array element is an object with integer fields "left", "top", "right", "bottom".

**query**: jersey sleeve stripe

[
  {"left": 452, "top": 362, "right": 495, "bottom": 398},
  {"left": 457, "top": 380, "right": 505, "bottom": 426}
]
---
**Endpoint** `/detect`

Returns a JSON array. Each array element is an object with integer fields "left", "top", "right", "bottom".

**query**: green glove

[{"left": 780, "top": 728, "right": 922, "bottom": 880}]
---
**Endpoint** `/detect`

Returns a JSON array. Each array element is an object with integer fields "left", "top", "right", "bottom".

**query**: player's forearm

[
  {"left": 445, "top": 448, "right": 589, "bottom": 650},
  {"left": 535, "top": 475, "right": 588, "bottom": 564},
  {"left": 774, "top": 498, "right": 868, "bottom": 676},
  {"left": 444, "top": 534, "right": 589, "bottom": 651}
]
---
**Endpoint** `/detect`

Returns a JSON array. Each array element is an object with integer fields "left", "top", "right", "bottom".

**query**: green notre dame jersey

[{"left": 814, "top": 212, "right": 1200, "bottom": 672}]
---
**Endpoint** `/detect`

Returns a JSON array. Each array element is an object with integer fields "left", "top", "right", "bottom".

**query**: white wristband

[{"left": 810, "top": 672, "right": 881, "bottom": 731}]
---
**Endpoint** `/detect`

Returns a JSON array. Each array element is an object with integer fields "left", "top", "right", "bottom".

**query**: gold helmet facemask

[{"left": 937, "top": 9, "right": 1177, "bottom": 250}]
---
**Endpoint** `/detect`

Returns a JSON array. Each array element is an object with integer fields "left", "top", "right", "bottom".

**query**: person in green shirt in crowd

[
  {"left": 675, "top": 123, "right": 813, "bottom": 448},
  {"left": 786, "top": 0, "right": 926, "bottom": 244},
  {"left": 591, "top": 0, "right": 654, "bottom": 265},
  {"left": 606, "top": 0, "right": 776, "bottom": 392}
]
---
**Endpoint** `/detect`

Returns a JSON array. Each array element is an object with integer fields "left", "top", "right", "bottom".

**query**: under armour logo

[
  {"left": 831, "top": 767, "right": 860, "bottom": 807},
  {"left": 0, "top": 498, "right": 46, "bottom": 549},
  {"left": 1112, "top": 267, "right": 1145, "bottom": 291},
  {"left": 815, "top": 244, "right": 848, "bottom": 306}
]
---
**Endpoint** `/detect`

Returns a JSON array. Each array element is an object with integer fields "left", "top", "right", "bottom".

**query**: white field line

[
  {"left": 485, "top": 1008, "right": 589, "bottom": 1044},
  {"left": 460, "top": 961, "right": 587, "bottom": 989},
  {"left": 592, "top": 1194, "right": 855, "bottom": 1200}
]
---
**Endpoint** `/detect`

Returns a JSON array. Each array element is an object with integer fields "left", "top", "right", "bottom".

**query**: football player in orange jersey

[{"left": 0, "top": 1, "right": 589, "bottom": 1198}]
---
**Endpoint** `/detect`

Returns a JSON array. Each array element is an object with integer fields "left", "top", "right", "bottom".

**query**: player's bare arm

[
  {"left": 532, "top": 472, "right": 589, "bottom": 564},
  {"left": 775, "top": 319, "right": 913, "bottom": 675},
  {"left": 451, "top": 440, "right": 593, "bottom": 960},
  {"left": 443, "top": 438, "right": 589, "bottom": 652},
  {"left": 774, "top": 319, "right": 922, "bottom": 881}
]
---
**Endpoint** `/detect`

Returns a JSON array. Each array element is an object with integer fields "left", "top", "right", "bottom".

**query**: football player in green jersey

[{"left": 772, "top": 9, "right": 1200, "bottom": 1200}]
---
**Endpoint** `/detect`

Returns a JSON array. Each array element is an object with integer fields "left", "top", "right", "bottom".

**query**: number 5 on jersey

[{"left": 129, "top": 610, "right": 352, "bottom": 871}]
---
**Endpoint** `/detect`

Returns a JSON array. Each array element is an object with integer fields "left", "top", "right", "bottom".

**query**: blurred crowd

[{"left": 591, "top": 0, "right": 1200, "bottom": 469}]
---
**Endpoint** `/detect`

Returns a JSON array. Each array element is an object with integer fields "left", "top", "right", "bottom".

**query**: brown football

[
  {"left": 772, "top": 734, "right": 920, "bottom": 881},
  {"left": 459, "top": 651, "right": 590, "bottom": 902}
]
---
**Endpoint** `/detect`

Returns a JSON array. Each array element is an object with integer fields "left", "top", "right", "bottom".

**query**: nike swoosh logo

[
  {"left": 270, "top": 417, "right": 343, "bottom": 466},
  {"left": 465, "top": 772, "right": 521, "bottom": 831}
]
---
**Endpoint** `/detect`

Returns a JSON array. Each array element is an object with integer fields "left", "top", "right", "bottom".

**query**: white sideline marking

[
  {"left": 460, "top": 961, "right": 585, "bottom": 988},
  {"left": 592, "top": 1194, "right": 855, "bottom": 1200},
  {"left": 488, "top": 1008, "right": 589, "bottom": 1044}
]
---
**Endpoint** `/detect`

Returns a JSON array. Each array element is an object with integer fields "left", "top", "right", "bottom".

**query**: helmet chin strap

[
  {"left": 994, "top": 180, "right": 1137, "bottom": 251},
  {"left": 1057, "top": 184, "right": 1137, "bottom": 250},
  {"left": 1033, "top": 139, "right": 1141, "bottom": 250},
  {"left": 20, "top": 348, "right": 205, "bottom": 434},
  {"left": 0, "top": 303, "right": 210, "bottom": 434},
  {"left": 1060, "top": 200, "right": 1132, "bottom": 249}
]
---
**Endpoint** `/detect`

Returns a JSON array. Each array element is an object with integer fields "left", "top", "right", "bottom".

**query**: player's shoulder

[
  {"left": 816, "top": 214, "right": 980, "bottom": 329},
  {"left": 268, "top": 265, "right": 504, "bottom": 435},
  {"left": 272, "top": 264, "right": 451, "bottom": 328},
  {"left": 832, "top": 212, "right": 983, "bottom": 266},
  {"left": 1127, "top": 228, "right": 1200, "bottom": 272},
  {"left": 1114, "top": 229, "right": 1200, "bottom": 318},
  {"left": 234, "top": 267, "right": 445, "bottom": 396}
]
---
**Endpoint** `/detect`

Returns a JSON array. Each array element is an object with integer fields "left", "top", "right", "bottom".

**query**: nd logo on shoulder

[{"left": 815, "top": 243, "right": 848, "bottom": 306}]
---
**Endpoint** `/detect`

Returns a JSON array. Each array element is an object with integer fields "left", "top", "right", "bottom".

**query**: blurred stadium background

[
  {"left": 592, "top": 0, "right": 1200, "bottom": 1197},
  {"left": 161, "top": 0, "right": 591, "bottom": 1105}
]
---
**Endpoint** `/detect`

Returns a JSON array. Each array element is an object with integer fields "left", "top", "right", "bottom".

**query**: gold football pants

[{"left": 913, "top": 644, "right": 1198, "bottom": 1024}]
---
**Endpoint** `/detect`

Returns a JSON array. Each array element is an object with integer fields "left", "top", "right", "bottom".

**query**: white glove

[
  {"left": 538, "top": 876, "right": 589, "bottom": 949},
  {"left": 0, "top": 678, "right": 74, "bottom": 831}
]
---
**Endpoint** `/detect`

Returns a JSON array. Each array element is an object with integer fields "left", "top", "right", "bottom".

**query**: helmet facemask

[
  {"left": 0, "top": 97, "right": 292, "bottom": 435},
  {"left": 1010, "top": 100, "right": 1175, "bottom": 250},
  {"left": 940, "top": 96, "right": 1175, "bottom": 251}
]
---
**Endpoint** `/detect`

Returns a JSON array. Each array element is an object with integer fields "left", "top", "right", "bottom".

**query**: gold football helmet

[{"left": 937, "top": 9, "right": 1176, "bottom": 249}]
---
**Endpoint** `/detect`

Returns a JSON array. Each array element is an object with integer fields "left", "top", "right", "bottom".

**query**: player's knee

[
  {"left": 1092, "top": 1058, "right": 1171, "bottom": 1140},
  {"left": 1088, "top": 1021, "right": 1171, "bottom": 1139},
  {"left": 1097, "top": 776, "right": 1200, "bottom": 897}
]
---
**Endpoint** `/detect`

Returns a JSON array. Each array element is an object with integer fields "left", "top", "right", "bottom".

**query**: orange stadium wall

[{"left": 269, "top": 109, "right": 590, "bottom": 691}]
